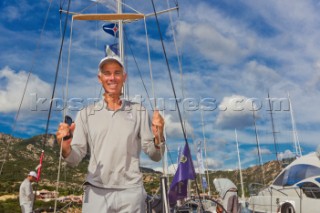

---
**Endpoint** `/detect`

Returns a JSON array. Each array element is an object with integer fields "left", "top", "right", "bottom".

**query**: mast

[
  {"left": 235, "top": 129, "right": 245, "bottom": 199},
  {"left": 117, "top": 1, "right": 124, "bottom": 61},
  {"left": 267, "top": 93, "right": 280, "bottom": 164},
  {"left": 200, "top": 108, "right": 211, "bottom": 195},
  {"left": 117, "top": 0, "right": 127, "bottom": 99},
  {"left": 288, "top": 93, "right": 302, "bottom": 157},
  {"left": 252, "top": 108, "right": 265, "bottom": 185}
]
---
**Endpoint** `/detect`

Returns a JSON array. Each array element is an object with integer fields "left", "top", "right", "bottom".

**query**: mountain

[
  {"left": 0, "top": 132, "right": 285, "bottom": 198},
  {"left": 0, "top": 132, "right": 162, "bottom": 212},
  {"left": 0, "top": 133, "right": 162, "bottom": 196},
  {"left": 206, "top": 160, "right": 284, "bottom": 197}
]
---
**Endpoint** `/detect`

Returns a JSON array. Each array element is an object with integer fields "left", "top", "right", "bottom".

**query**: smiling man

[{"left": 56, "top": 55, "right": 165, "bottom": 212}]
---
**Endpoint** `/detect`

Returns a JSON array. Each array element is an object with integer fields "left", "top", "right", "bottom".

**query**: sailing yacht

[{"left": 247, "top": 147, "right": 320, "bottom": 213}]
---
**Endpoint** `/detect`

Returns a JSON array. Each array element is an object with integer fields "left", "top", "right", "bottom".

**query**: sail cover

[{"left": 213, "top": 178, "right": 237, "bottom": 199}]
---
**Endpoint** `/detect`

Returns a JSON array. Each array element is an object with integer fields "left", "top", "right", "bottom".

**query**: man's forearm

[{"left": 62, "top": 146, "right": 72, "bottom": 158}]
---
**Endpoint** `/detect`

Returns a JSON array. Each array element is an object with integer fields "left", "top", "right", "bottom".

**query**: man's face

[
  {"left": 98, "top": 61, "right": 127, "bottom": 96},
  {"left": 28, "top": 176, "right": 37, "bottom": 182}
]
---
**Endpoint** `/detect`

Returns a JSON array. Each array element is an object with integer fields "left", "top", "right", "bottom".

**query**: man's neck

[{"left": 104, "top": 93, "right": 122, "bottom": 110}]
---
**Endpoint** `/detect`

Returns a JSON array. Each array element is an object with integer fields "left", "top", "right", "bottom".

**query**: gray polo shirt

[{"left": 64, "top": 100, "right": 163, "bottom": 188}]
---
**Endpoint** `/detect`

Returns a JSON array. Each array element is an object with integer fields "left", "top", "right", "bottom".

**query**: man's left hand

[{"left": 152, "top": 110, "right": 165, "bottom": 145}]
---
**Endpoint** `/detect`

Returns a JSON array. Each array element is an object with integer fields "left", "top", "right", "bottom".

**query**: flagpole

[
  {"left": 196, "top": 141, "right": 207, "bottom": 195},
  {"left": 32, "top": 150, "right": 44, "bottom": 211}
]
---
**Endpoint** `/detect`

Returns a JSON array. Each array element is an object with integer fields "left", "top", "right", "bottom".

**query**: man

[
  {"left": 56, "top": 55, "right": 165, "bottom": 212},
  {"left": 19, "top": 171, "right": 37, "bottom": 213}
]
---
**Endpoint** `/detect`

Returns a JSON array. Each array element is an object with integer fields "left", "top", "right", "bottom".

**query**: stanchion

[
  {"left": 146, "top": 195, "right": 152, "bottom": 213},
  {"left": 160, "top": 176, "right": 169, "bottom": 213}
]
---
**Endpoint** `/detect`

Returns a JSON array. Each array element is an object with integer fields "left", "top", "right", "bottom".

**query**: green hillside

[{"left": 0, "top": 132, "right": 287, "bottom": 212}]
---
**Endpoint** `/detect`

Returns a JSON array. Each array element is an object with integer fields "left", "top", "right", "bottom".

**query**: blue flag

[
  {"left": 168, "top": 143, "right": 196, "bottom": 204},
  {"left": 109, "top": 43, "right": 119, "bottom": 55},
  {"left": 102, "top": 23, "right": 119, "bottom": 37},
  {"left": 105, "top": 44, "right": 119, "bottom": 57},
  {"left": 196, "top": 141, "right": 205, "bottom": 174},
  {"left": 202, "top": 176, "right": 208, "bottom": 189}
]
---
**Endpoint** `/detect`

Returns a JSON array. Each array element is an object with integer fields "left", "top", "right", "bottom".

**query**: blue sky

[{"left": 1, "top": 0, "right": 320, "bottom": 173}]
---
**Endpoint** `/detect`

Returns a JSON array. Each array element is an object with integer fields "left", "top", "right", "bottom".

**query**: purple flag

[
  {"left": 177, "top": 146, "right": 182, "bottom": 164},
  {"left": 168, "top": 143, "right": 196, "bottom": 204},
  {"left": 102, "top": 23, "right": 119, "bottom": 37}
]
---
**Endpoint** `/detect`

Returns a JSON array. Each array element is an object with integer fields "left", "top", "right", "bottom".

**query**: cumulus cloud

[
  {"left": 176, "top": 21, "right": 247, "bottom": 65},
  {"left": 250, "top": 147, "right": 272, "bottom": 156},
  {"left": 277, "top": 149, "right": 296, "bottom": 160},
  {"left": 242, "top": 61, "right": 282, "bottom": 92},
  {"left": 153, "top": 163, "right": 178, "bottom": 175},
  {"left": 215, "top": 95, "right": 259, "bottom": 129},
  {"left": 0, "top": 66, "right": 52, "bottom": 113},
  {"left": 205, "top": 158, "right": 223, "bottom": 170},
  {"left": 164, "top": 113, "right": 193, "bottom": 138},
  {"left": 158, "top": 157, "right": 222, "bottom": 175}
]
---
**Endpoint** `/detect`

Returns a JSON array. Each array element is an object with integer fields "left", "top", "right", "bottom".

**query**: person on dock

[{"left": 19, "top": 171, "right": 37, "bottom": 213}]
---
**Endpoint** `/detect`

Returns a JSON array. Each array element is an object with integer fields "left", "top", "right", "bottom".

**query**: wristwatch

[{"left": 153, "top": 137, "right": 165, "bottom": 149}]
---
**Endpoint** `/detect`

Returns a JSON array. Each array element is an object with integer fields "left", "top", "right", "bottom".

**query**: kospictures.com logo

[{"left": 30, "top": 93, "right": 291, "bottom": 113}]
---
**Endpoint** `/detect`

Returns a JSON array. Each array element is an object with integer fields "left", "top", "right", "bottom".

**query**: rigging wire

[
  {"left": 82, "top": 0, "right": 143, "bottom": 15},
  {"left": 164, "top": 0, "right": 184, "bottom": 174},
  {"left": 164, "top": 0, "right": 214, "bottom": 196},
  {"left": 43, "top": 0, "right": 71, "bottom": 148},
  {"left": 163, "top": 0, "right": 206, "bottom": 179},
  {"left": 123, "top": 29, "right": 154, "bottom": 110},
  {"left": 143, "top": 17, "right": 156, "bottom": 108},
  {"left": 200, "top": 107, "right": 212, "bottom": 195},
  {"left": 39, "top": 0, "right": 72, "bottom": 211},
  {"left": 0, "top": 0, "right": 54, "bottom": 175},
  {"left": 127, "top": 24, "right": 179, "bottom": 170},
  {"left": 252, "top": 109, "right": 266, "bottom": 185},
  {"left": 140, "top": 10, "right": 169, "bottom": 210},
  {"left": 57, "top": 10, "right": 73, "bottom": 213},
  {"left": 54, "top": 9, "right": 74, "bottom": 213},
  {"left": 142, "top": 14, "right": 169, "bottom": 191},
  {"left": 149, "top": 0, "right": 204, "bottom": 210},
  {"left": 149, "top": 0, "right": 187, "bottom": 145}
]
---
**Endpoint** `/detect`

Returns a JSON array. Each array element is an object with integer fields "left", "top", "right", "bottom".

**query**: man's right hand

[{"left": 56, "top": 123, "right": 75, "bottom": 158}]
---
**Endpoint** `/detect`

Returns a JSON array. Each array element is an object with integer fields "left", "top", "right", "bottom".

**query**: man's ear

[
  {"left": 97, "top": 73, "right": 102, "bottom": 84},
  {"left": 123, "top": 72, "right": 127, "bottom": 82}
]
